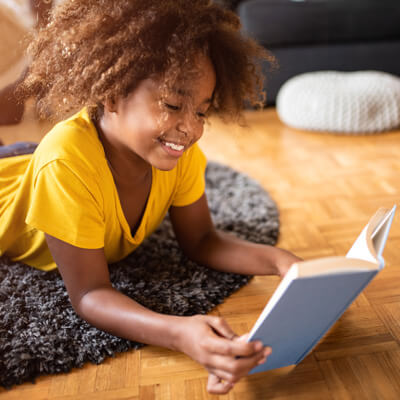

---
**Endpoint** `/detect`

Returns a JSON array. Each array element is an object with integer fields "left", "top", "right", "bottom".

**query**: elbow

[
  {"left": 69, "top": 284, "right": 112, "bottom": 320},
  {"left": 69, "top": 291, "right": 89, "bottom": 320}
]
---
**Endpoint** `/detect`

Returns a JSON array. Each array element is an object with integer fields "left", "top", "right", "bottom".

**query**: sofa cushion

[
  {"left": 213, "top": 0, "right": 242, "bottom": 9},
  {"left": 238, "top": 0, "right": 400, "bottom": 47},
  {"left": 276, "top": 70, "right": 400, "bottom": 134}
]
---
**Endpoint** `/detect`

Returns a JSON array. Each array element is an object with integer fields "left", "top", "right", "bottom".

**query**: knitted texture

[
  {"left": 0, "top": 161, "right": 280, "bottom": 388},
  {"left": 277, "top": 71, "right": 400, "bottom": 134}
]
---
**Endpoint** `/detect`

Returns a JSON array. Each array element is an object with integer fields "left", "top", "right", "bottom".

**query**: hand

[
  {"left": 207, "top": 333, "right": 271, "bottom": 394},
  {"left": 274, "top": 248, "right": 303, "bottom": 278},
  {"left": 175, "top": 315, "right": 271, "bottom": 393}
]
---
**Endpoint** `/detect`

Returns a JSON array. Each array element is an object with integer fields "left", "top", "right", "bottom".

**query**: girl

[{"left": 0, "top": 0, "right": 301, "bottom": 394}]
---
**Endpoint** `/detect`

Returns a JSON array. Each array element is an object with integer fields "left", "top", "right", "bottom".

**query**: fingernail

[
  {"left": 264, "top": 347, "right": 272, "bottom": 356},
  {"left": 258, "top": 357, "right": 267, "bottom": 365}
]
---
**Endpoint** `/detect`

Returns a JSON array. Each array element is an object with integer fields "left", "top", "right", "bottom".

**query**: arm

[
  {"left": 169, "top": 194, "right": 301, "bottom": 277},
  {"left": 45, "top": 233, "right": 182, "bottom": 348},
  {"left": 45, "top": 234, "right": 269, "bottom": 394}
]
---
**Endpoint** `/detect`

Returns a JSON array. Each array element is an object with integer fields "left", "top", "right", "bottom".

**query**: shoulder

[
  {"left": 32, "top": 108, "right": 107, "bottom": 179},
  {"left": 176, "top": 143, "right": 207, "bottom": 173}
]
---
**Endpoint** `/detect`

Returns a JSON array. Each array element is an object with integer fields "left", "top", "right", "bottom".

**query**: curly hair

[{"left": 19, "top": 0, "right": 274, "bottom": 122}]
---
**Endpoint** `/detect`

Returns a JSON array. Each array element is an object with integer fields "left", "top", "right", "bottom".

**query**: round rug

[
  {"left": 277, "top": 70, "right": 400, "bottom": 134},
  {"left": 0, "top": 161, "right": 280, "bottom": 388}
]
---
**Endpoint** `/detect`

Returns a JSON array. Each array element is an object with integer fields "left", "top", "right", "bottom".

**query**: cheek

[
  {"left": 124, "top": 103, "right": 161, "bottom": 132},
  {"left": 155, "top": 111, "right": 175, "bottom": 133},
  {"left": 193, "top": 120, "right": 205, "bottom": 140}
]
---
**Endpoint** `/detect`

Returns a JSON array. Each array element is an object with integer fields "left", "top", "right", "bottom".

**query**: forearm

[
  {"left": 188, "top": 229, "right": 288, "bottom": 275},
  {"left": 75, "top": 286, "right": 183, "bottom": 350}
]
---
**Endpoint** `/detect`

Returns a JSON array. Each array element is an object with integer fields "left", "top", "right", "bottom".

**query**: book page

[
  {"left": 372, "top": 205, "right": 396, "bottom": 262},
  {"left": 346, "top": 224, "right": 377, "bottom": 264},
  {"left": 346, "top": 207, "right": 395, "bottom": 266},
  {"left": 298, "top": 257, "right": 378, "bottom": 277}
]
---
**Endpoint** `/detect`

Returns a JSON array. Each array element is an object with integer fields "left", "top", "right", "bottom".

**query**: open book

[{"left": 248, "top": 205, "right": 396, "bottom": 374}]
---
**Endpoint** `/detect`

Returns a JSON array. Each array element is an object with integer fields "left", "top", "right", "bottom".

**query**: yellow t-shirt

[{"left": 0, "top": 109, "right": 207, "bottom": 271}]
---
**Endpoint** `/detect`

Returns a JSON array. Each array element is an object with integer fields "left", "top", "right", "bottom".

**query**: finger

[
  {"left": 206, "top": 316, "right": 237, "bottom": 340},
  {"left": 231, "top": 348, "right": 272, "bottom": 375},
  {"left": 235, "top": 333, "right": 269, "bottom": 354},
  {"left": 204, "top": 335, "right": 265, "bottom": 357},
  {"left": 207, "top": 373, "right": 234, "bottom": 395},
  {"left": 206, "top": 348, "right": 268, "bottom": 379},
  {"left": 235, "top": 334, "right": 272, "bottom": 359},
  {"left": 219, "top": 348, "right": 272, "bottom": 378},
  {"left": 207, "top": 367, "right": 236, "bottom": 384},
  {"left": 235, "top": 333, "right": 251, "bottom": 342}
]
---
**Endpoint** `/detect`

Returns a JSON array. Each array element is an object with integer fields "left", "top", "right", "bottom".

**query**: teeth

[{"left": 164, "top": 141, "right": 184, "bottom": 151}]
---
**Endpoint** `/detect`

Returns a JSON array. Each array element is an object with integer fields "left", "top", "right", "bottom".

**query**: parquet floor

[{"left": 1, "top": 107, "right": 400, "bottom": 399}]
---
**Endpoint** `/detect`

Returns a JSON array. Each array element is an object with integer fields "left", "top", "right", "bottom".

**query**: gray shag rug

[{"left": 0, "top": 161, "right": 279, "bottom": 388}]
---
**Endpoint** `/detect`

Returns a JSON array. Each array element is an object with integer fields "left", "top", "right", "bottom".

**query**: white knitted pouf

[{"left": 276, "top": 71, "right": 400, "bottom": 134}]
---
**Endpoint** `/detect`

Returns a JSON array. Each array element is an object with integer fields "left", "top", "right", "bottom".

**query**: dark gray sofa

[{"left": 219, "top": 0, "right": 400, "bottom": 106}]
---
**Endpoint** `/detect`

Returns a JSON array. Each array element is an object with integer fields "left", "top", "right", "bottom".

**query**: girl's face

[{"left": 102, "top": 55, "right": 216, "bottom": 171}]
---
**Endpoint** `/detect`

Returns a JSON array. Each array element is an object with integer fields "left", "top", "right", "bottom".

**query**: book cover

[{"left": 248, "top": 205, "right": 396, "bottom": 374}]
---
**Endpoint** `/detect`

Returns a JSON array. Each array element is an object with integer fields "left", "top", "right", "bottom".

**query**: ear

[{"left": 104, "top": 97, "right": 117, "bottom": 113}]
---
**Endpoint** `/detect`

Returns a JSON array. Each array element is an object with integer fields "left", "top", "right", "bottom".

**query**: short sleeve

[
  {"left": 26, "top": 160, "right": 105, "bottom": 248},
  {"left": 172, "top": 144, "right": 207, "bottom": 207}
]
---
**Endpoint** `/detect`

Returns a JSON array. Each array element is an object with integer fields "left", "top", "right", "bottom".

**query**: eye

[
  {"left": 164, "top": 103, "right": 180, "bottom": 111},
  {"left": 197, "top": 107, "right": 210, "bottom": 119}
]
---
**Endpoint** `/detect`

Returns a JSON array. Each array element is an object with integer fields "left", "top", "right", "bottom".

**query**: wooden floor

[{"left": 1, "top": 106, "right": 400, "bottom": 399}]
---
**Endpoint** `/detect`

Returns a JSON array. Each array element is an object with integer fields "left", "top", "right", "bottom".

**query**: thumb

[{"left": 234, "top": 333, "right": 251, "bottom": 343}]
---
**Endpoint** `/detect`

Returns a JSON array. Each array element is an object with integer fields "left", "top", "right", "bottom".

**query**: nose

[{"left": 177, "top": 112, "right": 203, "bottom": 140}]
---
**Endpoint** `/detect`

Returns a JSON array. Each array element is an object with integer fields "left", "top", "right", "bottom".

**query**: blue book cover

[{"left": 248, "top": 206, "right": 396, "bottom": 374}]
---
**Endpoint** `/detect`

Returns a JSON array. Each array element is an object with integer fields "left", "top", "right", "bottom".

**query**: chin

[{"left": 152, "top": 159, "right": 179, "bottom": 171}]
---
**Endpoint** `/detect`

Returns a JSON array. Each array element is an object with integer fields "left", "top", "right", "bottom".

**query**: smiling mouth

[
  {"left": 162, "top": 141, "right": 185, "bottom": 151},
  {"left": 158, "top": 138, "right": 188, "bottom": 157}
]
